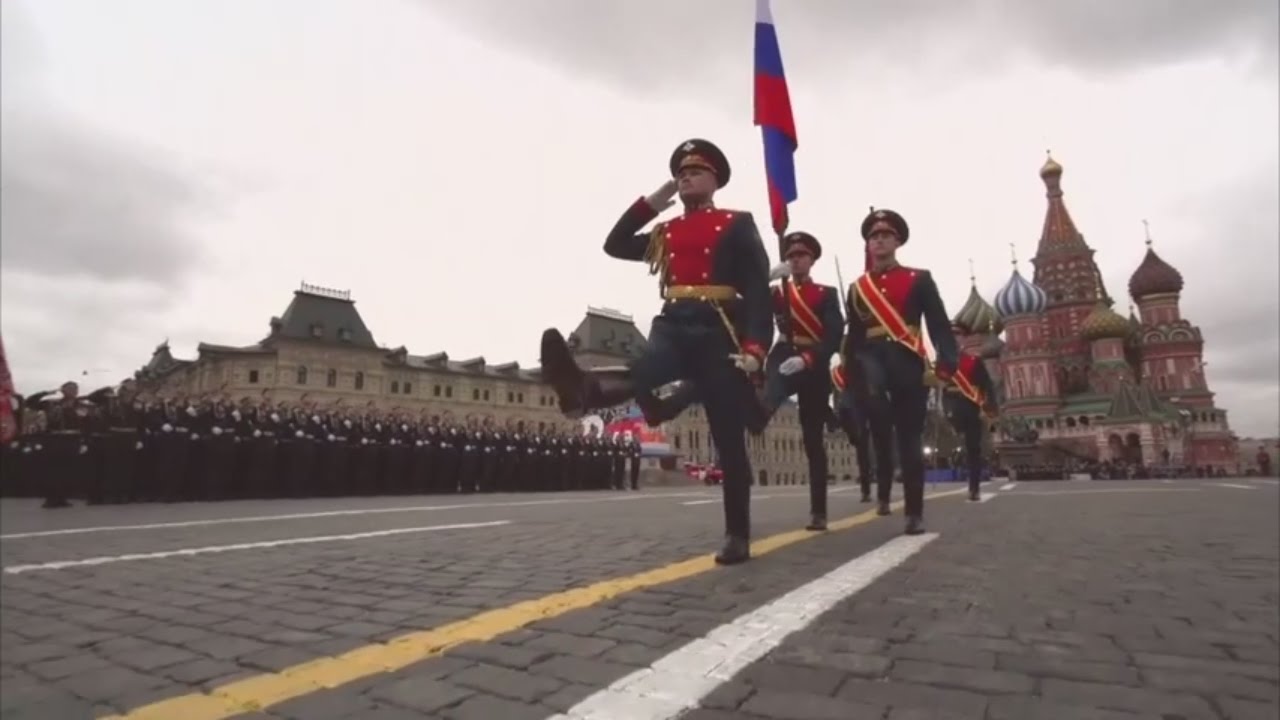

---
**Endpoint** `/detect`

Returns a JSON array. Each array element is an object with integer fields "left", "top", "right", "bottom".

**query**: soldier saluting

[
  {"left": 539, "top": 138, "right": 773, "bottom": 564},
  {"left": 843, "top": 208, "right": 959, "bottom": 535}
]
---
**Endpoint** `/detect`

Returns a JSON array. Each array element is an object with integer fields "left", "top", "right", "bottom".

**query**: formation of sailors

[{"left": 2, "top": 381, "right": 643, "bottom": 508}]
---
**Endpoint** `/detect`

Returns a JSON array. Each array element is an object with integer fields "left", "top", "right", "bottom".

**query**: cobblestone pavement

[{"left": 1, "top": 478, "right": 1276, "bottom": 719}]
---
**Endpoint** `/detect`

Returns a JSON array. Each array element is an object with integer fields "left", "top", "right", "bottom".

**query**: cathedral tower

[{"left": 1029, "top": 154, "right": 1110, "bottom": 395}]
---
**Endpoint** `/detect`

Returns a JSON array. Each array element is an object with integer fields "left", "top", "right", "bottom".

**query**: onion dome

[
  {"left": 1081, "top": 300, "right": 1130, "bottom": 341},
  {"left": 952, "top": 284, "right": 1003, "bottom": 335},
  {"left": 979, "top": 334, "right": 1006, "bottom": 360},
  {"left": 994, "top": 267, "right": 1048, "bottom": 319},
  {"left": 1128, "top": 245, "right": 1184, "bottom": 299},
  {"left": 1039, "top": 153, "right": 1063, "bottom": 179}
]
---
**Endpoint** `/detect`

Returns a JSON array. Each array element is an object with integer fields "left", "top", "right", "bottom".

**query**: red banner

[{"left": 0, "top": 334, "right": 15, "bottom": 444}]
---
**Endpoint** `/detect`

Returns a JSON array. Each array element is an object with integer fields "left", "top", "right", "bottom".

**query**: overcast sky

[{"left": 2, "top": 0, "right": 1276, "bottom": 437}]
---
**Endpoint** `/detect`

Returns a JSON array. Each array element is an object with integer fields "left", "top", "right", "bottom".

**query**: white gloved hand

[
  {"left": 779, "top": 356, "right": 807, "bottom": 375},
  {"left": 645, "top": 179, "right": 678, "bottom": 212},
  {"left": 730, "top": 353, "right": 761, "bottom": 374},
  {"left": 769, "top": 262, "right": 791, "bottom": 281}
]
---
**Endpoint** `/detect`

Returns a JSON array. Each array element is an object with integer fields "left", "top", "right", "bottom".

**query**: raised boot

[
  {"left": 540, "top": 328, "right": 589, "bottom": 417},
  {"left": 805, "top": 513, "right": 827, "bottom": 532}
]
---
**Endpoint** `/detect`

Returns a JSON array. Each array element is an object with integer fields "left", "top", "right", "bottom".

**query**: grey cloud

[
  {"left": 0, "top": 113, "right": 211, "bottom": 287},
  {"left": 1, "top": 0, "right": 212, "bottom": 287},
  {"left": 418, "top": 0, "right": 1277, "bottom": 96},
  {"left": 1174, "top": 159, "right": 1280, "bottom": 434}
]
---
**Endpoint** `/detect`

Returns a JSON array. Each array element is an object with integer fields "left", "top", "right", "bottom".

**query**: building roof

[
  {"left": 390, "top": 349, "right": 544, "bottom": 383},
  {"left": 266, "top": 283, "right": 377, "bottom": 349},
  {"left": 567, "top": 306, "right": 647, "bottom": 361}
]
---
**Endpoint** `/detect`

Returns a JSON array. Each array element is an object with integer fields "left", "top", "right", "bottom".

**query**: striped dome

[
  {"left": 952, "top": 285, "right": 1003, "bottom": 335},
  {"left": 994, "top": 268, "right": 1048, "bottom": 319}
]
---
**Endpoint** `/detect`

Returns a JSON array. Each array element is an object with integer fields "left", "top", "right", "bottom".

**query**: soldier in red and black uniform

[
  {"left": 842, "top": 208, "right": 959, "bottom": 535},
  {"left": 941, "top": 327, "right": 999, "bottom": 501},
  {"left": 830, "top": 361, "right": 874, "bottom": 503},
  {"left": 539, "top": 138, "right": 773, "bottom": 564},
  {"left": 646, "top": 231, "right": 844, "bottom": 529}
]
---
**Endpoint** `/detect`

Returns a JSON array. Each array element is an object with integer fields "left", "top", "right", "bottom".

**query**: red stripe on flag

[
  {"left": 767, "top": 182, "right": 789, "bottom": 236},
  {"left": 753, "top": 75, "right": 796, "bottom": 141}
]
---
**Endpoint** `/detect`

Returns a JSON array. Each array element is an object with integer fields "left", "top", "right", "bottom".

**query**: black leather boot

[
  {"left": 540, "top": 328, "right": 588, "bottom": 417},
  {"left": 805, "top": 514, "right": 827, "bottom": 531},
  {"left": 904, "top": 515, "right": 925, "bottom": 535},
  {"left": 714, "top": 535, "right": 750, "bottom": 565},
  {"left": 877, "top": 500, "right": 891, "bottom": 516}
]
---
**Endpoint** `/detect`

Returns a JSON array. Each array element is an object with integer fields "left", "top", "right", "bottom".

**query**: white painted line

[
  {"left": 0, "top": 492, "right": 710, "bottom": 540},
  {"left": 549, "top": 532, "right": 938, "bottom": 720},
  {"left": 681, "top": 500, "right": 718, "bottom": 506},
  {"left": 1006, "top": 487, "right": 1201, "bottom": 497},
  {"left": 1161, "top": 479, "right": 1175, "bottom": 484},
  {"left": 1000, "top": 482, "right": 1018, "bottom": 491},
  {"left": 1261, "top": 479, "right": 1280, "bottom": 486},
  {"left": 2, "top": 520, "right": 510, "bottom": 575},
  {"left": 1215, "top": 483, "right": 1256, "bottom": 490},
  {"left": 978, "top": 492, "right": 997, "bottom": 503}
]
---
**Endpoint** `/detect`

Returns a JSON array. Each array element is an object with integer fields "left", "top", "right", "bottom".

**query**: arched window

[
  {"left": 296, "top": 367, "right": 307, "bottom": 385},
  {"left": 326, "top": 369, "right": 337, "bottom": 388},
  {"left": 355, "top": 372, "right": 365, "bottom": 390}
]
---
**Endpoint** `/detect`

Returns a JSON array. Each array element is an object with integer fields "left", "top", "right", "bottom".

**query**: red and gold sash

[
  {"left": 785, "top": 281, "right": 823, "bottom": 343},
  {"left": 952, "top": 355, "right": 996, "bottom": 419},
  {"left": 853, "top": 274, "right": 926, "bottom": 360}
]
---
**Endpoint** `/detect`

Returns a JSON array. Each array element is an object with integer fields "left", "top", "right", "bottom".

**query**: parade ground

[{"left": 1, "top": 478, "right": 1276, "bottom": 720}]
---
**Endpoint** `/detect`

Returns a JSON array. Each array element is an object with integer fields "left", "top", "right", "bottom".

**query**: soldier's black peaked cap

[
  {"left": 670, "top": 138, "right": 731, "bottom": 188},
  {"left": 783, "top": 231, "right": 822, "bottom": 260},
  {"left": 861, "top": 207, "right": 910, "bottom": 245}
]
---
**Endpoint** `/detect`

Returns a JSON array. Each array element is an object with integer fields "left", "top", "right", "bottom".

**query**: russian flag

[{"left": 754, "top": 0, "right": 798, "bottom": 239}]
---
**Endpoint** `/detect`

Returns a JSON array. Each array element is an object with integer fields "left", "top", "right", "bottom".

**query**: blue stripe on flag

[
  {"left": 762, "top": 125, "right": 798, "bottom": 203},
  {"left": 753, "top": 23, "right": 785, "bottom": 79}
]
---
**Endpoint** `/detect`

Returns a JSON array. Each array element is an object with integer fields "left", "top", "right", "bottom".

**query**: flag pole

[{"left": 754, "top": 0, "right": 799, "bottom": 343}]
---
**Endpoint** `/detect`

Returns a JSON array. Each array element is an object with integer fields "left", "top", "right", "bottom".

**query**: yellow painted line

[{"left": 103, "top": 487, "right": 966, "bottom": 720}]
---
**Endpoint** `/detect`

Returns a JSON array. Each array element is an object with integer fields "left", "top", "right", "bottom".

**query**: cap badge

[{"left": 682, "top": 141, "right": 695, "bottom": 151}]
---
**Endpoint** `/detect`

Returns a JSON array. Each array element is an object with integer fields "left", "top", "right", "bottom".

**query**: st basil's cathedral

[{"left": 951, "top": 155, "right": 1236, "bottom": 472}]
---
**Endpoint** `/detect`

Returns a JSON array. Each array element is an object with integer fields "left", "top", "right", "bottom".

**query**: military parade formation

[
  {"left": 1, "top": 381, "right": 642, "bottom": 508},
  {"left": 538, "top": 138, "right": 998, "bottom": 565}
]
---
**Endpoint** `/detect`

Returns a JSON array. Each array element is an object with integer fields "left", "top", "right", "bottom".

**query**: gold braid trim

[
  {"left": 643, "top": 223, "right": 670, "bottom": 290},
  {"left": 710, "top": 301, "right": 744, "bottom": 354}
]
